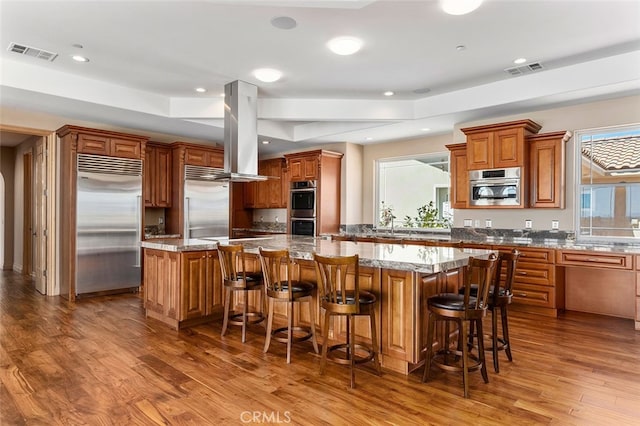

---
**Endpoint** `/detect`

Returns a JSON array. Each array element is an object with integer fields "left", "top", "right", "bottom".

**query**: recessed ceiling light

[
  {"left": 261, "top": 140, "right": 270, "bottom": 145},
  {"left": 253, "top": 68, "right": 282, "bottom": 83},
  {"left": 513, "top": 57, "right": 527, "bottom": 64},
  {"left": 327, "top": 36, "right": 363, "bottom": 56},
  {"left": 195, "top": 87, "right": 206, "bottom": 93},
  {"left": 271, "top": 16, "right": 297, "bottom": 30},
  {"left": 440, "top": 0, "right": 483, "bottom": 15},
  {"left": 421, "top": 128, "right": 431, "bottom": 132},
  {"left": 383, "top": 91, "right": 394, "bottom": 96},
  {"left": 72, "top": 55, "right": 89, "bottom": 62},
  {"left": 365, "top": 137, "right": 373, "bottom": 141}
]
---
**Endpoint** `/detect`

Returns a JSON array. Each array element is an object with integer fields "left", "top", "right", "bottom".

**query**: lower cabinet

[{"left": 144, "top": 249, "right": 223, "bottom": 329}]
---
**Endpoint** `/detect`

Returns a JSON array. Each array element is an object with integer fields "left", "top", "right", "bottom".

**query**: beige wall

[
  {"left": 0, "top": 147, "right": 16, "bottom": 269},
  {"left": 359, "top": 95, "right": 640, "bottom": 232}
]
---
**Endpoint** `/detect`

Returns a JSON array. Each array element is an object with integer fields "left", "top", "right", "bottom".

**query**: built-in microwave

[
  {"left": 290, "top": 180, "right": 316, "bottom": 218},
  {"left": 469, "top": 167, "right": 521, "bottom": 206}
]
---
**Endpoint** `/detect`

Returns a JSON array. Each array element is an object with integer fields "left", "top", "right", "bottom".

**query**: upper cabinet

[
  {"left": 144, "top": 143, "right": 172, "bottom": 208},
  {"left": 462, "top": 119, "right": 542, "bottom": 170},
  {"left": 446, "top": 143, "right": 469, "bottom": 209},
  {"left": 287, "top": 153, "right": 320, "bottom": 181},
  {"left": 528, "top": 131, "right": 571, "bottom": 208},
  {"left": 243, "top": 158, "right": 287, "bottom": 209},
  {"left": 184, "top": 145, "right": 224, "bottom": 168},
  {"left": 59, "top": 125, "right": 147, "bottom": 160}
]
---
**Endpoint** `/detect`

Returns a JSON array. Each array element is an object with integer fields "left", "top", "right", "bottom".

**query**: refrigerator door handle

[
  {"left": 184, "top": 197, "right": 190, "bottom": 239},
  {"left": 135, "top": 195, "right": 141, "bottom": 267}
]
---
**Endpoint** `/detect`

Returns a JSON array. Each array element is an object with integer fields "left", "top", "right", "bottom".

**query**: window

[
  {"left": 576, "top": 123, "right": 640, "bottom": 241},
  {"left": 376, "top": 153, "right": 451, "bottom": 230}
]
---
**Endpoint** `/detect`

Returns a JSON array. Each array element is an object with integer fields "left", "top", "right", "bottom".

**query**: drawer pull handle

[
  {"left": 518, "top": 293, "right": 527, "bottom": 297},
  {"left": 518, "top": 271, "right": 527, "bottom": 275}
]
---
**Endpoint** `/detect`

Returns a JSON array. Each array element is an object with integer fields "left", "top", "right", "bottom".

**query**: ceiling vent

[
  {"left": 504, "top": 62, "right": 544, "bottom": 76},
  {"left": 7, "top": 42, "right": 58, "bottom": 62}
]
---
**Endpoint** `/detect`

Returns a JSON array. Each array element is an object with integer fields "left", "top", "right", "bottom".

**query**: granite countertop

[
  {"left": 336, "top": 232, "right": 640, "bottom": 254},
  {"left": 232, "top": 227, "right": 286, "bottom": 234},
  {"left": 140, "top": 234, "right": 494, "bottom": 274}
]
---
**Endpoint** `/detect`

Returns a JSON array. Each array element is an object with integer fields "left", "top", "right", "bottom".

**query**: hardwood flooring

[{"left": 1, "top": 270, "right": 639, "bottom": 425}]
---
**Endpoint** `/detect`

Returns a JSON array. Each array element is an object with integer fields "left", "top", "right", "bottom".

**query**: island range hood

[{"left": 214, "top": 80, "right": 267, "bottom": 182}]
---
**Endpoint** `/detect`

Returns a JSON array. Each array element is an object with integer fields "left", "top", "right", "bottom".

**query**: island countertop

[{"left": 140, "top": 234, "right": 494, "bottom": 274}]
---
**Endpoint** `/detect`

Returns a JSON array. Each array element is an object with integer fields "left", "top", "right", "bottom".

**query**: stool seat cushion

[
  {"left": 323, "top": 290, "right": 376, "bottom": 305},
  {"left": 428, "top": 293, "right": 478, "bottom": 311},
  {"left": 269, "top": 280, "right": 315, "bottom": 293}
]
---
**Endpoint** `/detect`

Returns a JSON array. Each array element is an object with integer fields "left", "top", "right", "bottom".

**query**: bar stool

[
  {"left": 258, "top": 247, "right": 319, "bottom": 363},
  {"left": 313, "top": 253, "right": 381, "bottom": 389},
  {"left": 462, "top": 249, "right": 520, "bottom": 372},
  {"left": 422, "top": 254, "right": 497, "bottom": 398},
  {"left": 217, "top": 243, "right": 265, "bottom": 343}
]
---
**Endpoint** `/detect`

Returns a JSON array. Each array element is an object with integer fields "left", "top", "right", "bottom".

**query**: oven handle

[
  {"left": 470, "top": 179, "right": 519, "bottom": 187},
  {"left": 290, "top": 188, "right": 316, "bottom": 193},
  {"left": 290, "top": 217, "right": 316, "bottom": 221}
]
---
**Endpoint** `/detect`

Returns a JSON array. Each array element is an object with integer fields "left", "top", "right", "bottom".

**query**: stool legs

[
  {"left": 422, "top": 312, "right": 436, "bottom": 382},
  {"left": 320, "top": 312, "right": 331, "bottom": 375},
  {"left": 221, "top": 287, "right": 232, "bottom": 338},
  {"left": 264, "top": 298, "right": 275, "bottom": 353},
  {"left": 502, "top": 306, "right": 512, "bottom": 362}
]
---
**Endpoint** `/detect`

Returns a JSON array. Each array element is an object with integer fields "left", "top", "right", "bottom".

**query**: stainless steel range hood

[{"left": 214, "top": 80, "right": 267, "bottom": 182}]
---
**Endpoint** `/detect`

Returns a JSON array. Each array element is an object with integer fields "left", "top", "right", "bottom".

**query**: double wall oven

[{"left": 290, "top": 180, "right": 316, "bottom": 236}]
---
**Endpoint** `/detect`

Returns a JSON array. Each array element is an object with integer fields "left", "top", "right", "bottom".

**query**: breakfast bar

[{"left": 141, "top": 235, "right": 494, "bottom": 374}]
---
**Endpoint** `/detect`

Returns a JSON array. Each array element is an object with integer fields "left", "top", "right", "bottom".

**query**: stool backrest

[
  {"left": 313, "top": 253, "right": 359, "bottom": 315},
  {"left": 258, "top": 247, "right": 295, "bottom": 301},
  {"left": 493, "top": 250, "right": 520, "bottom": 305},
  {"left": 217, "top": 243, "right": 249, "bottom": 287},
  {"left": 462, "top": 254, "right": 498, "bottom": 313}
]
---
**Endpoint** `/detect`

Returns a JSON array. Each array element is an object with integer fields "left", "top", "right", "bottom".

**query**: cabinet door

[
  {"left": 78, "top": 134, "right": 110, "bottom": 156},
  {"left": 467, "top": 132, "right": 493, "bottom": 170},
  {"left": 243, "top": 182, "right": 256, "bottom": 208},
  {"left": 254, "top": 161, "right": 269, "bottom": 208},
  {"left": 110, "top": 138, "right": 141, "bottom": 159},
  {"left": 267, "top": 159, "right": 283, "bottom": 208},
  {"left": 302, "top": 157, "right": 319, "bottom": 180},
  {"left": 154, "top": 146, "right": 172, "bottom": 207},
  {"left": 144, "top": 148, "right": 154, "bottom": 206},
  {"left": 208, "top": 150, "right": 224, "bottom": 168},
  {"left": 185, "top": 148, "right": 208, "bottom": 166},
  {"left": 447, "top": 145, "right": 468, "bottom": 208},
  {"left": 288, "top": 156, "right": 318, "bottom": 181},
  {"left": 181, "top": 252, "right": 209, "bottom": 320},
  {"left": 493, "top": 128, "right": 524, "bottom": 168},
  {"left": 530, "top": 137, "right": 563, "bottom": 208}
]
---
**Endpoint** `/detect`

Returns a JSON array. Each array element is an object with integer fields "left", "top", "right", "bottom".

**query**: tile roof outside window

[{"left": 581, "top": 136, "right": 640, "bottom": 171}]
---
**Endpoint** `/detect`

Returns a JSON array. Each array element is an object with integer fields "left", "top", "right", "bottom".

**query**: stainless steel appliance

[
  {"left": 290, "top": 180, "right": 317, "bottom": 235},
  {"left": 76, "top": 154, "right": 142, "bottom": 296},
  {"left": 184, "top": 165, "right": 230, "bottom": 239},
  {"left": 469, "top": 167, "right": 521, "bottom": 206}
]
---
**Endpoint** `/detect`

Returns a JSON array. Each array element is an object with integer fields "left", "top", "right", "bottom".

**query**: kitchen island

[{"left": 141, "top": 235, "right": 494, "bottom": 374}]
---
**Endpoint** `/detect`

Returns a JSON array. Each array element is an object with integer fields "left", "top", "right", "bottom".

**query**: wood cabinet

[
  {"left": 184, "top": 146, "right": 224, "bottom": 168},
  {"left": 462, "top": 119, "right": 541, "bottom": 170},
  {"left": 244, "top": 158, "right": 287, "bottom": 209},
  {"left": 144, "top": 249, "right": 224, "bottom": 329},
  {"left": 446, "top": 143, "right": 468, "bottom": 209},
  {"left": 558, "top": 249, "right": 635, "bottom": 321},
  {"left": 144, "top": 143, "right": 172, "bottom": 207},
  {"left": 287, "top": 154, "right": 319, "bottom": 181},
  {"left": 284, "top": 150, "right": 343, "bottom": 235},
  {"left": 77, "top": 133, "right": 143, "bottom": 159},
  {"left": 528, "top": 131, "right": 570, "bottom": 208},
  {"left": 57, "top": 125, "right": 149, "bottom": 301}
]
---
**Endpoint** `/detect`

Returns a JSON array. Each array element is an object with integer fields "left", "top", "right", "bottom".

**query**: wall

[
  {"left": 0, "top": 147, "right": 15, "bottom": 269},
  {"left": 359, "top": 95, "right": 640, "bottom": 232}
]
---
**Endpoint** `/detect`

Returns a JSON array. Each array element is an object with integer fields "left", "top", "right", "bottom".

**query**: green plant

[
  {"left": 404, "top": 201, "right": 450, "bottom": 229},
  {"left": 379, "top": 201, "right": 396, "bottom": 227}
]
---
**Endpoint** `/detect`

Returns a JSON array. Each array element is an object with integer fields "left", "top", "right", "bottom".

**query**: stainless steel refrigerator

[
  {"left": 183, "top": 165, "right": 230, "bottom": 239},
  {"left": 76, "top": 154, "right": 142, "bottom": 296}
]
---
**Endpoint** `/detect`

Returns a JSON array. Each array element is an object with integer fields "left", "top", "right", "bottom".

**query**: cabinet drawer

[
  {"left": 501, "top": 246, "right": 554, "bottom": 263},
  {"left": 558, "top": 250, "right": 633, "bottom": 270},
  {"left": 514, "top": 262, "right": 555, "bottom": 286},
  {"left": 511, "top": 283, "right": 554, "bottom": 308}
]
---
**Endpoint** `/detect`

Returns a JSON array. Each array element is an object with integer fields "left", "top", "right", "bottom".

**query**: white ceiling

[{"left": 1, "top": 0, "right": 640, "bottom": 155}]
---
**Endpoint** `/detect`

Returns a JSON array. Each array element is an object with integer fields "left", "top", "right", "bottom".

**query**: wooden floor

[{"left": 1, "top": 270, "right": 639, "bottom": 425}]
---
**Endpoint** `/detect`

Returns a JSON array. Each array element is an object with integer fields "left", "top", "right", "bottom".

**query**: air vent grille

[
  {"left": 78, "top": 154, "right": 142, "bottom": 176},
  {"left": 504, "top": 62, "right": 544, "bottom": 76},
  {"left": 185, "top": 165, "right": 225, "bottom": 181},
  {"left": 7, "top": 42, "right": 58, "bottom": 62}
]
